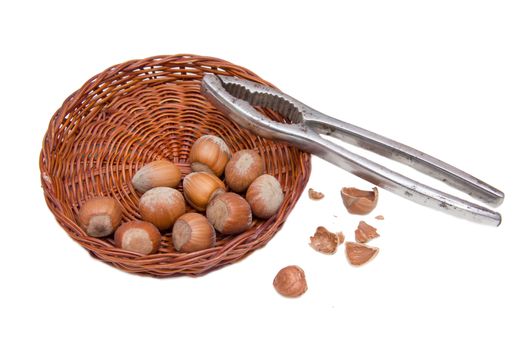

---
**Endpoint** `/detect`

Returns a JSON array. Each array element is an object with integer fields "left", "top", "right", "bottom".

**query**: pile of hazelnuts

[{"left": 77, "top": 135, "right": 284, "bottom": 255}]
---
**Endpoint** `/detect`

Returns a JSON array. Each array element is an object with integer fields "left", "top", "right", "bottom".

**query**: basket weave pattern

[{"left": 40, "top": 54, "right": 311, "bottom": 276}]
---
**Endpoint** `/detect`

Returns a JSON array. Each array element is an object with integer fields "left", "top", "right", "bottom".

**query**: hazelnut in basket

[
  {"left": 78, "top": 197, "right": 122, "bottom": 238},
  {"left": 132, "top": 160, "right": 182, "bottom": 193},
  {"left": 189, "top": 135, "right": 231, "bottom": 176}
]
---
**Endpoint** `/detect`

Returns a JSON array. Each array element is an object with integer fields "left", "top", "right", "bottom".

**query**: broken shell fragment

[
  {"left": 309, "top": 226, "right": 340, "bottom": 254},
  {"left": 345, "top": 242, "right": 379, "bottom": 266},
  {"left": 308, "top": 188, "right": 324, "bottom": 200},
  {"left": 337, "top": 232, "right": 345, "bottom": 245},
  {"left": 340, "top": 186, "right": 378, "bottom": 215},
  {"left": 355, "top": 220, "right": 380, "bottom": 243}
]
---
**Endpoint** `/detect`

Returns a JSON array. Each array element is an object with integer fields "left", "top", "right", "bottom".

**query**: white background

[{"left": 1, "top": 1, "right": 524, "bottom": 349}]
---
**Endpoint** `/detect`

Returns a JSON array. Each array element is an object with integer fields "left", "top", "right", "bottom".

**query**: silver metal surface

[{"left": 201, "top": 73, "right": 504, "bottom": 226}]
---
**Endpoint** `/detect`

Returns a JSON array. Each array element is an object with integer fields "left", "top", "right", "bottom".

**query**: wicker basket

[{"left": 40, "top": 54, "right": 311, "bottom": 277}]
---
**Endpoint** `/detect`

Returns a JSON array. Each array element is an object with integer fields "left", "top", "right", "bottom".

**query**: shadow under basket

[{"left": 39, "top": 54, "right": 311, "bottom": 277}]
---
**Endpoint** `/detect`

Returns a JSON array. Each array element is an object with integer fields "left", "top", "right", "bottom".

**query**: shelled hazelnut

[{"left": 273, "top": 265, "right": 308, "bottom": 298}]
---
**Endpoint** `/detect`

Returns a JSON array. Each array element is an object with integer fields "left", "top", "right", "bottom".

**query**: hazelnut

[
  {"left": 183, "top": 172, "right": 226, "bottom": 211},
  {"left": 273, "top": 265, "right": 308, "bottom": 298},
  {"left": 308, "top": 188, "right": 324, "bottom": 200},
  {"left": 189, "top": 135, "right": 231, "bottom": 176},
  {"left": 337, "top": 232, "right": 345, "bottom": 245},
  {"left": 246, "top": 174, "right": 284, "bottom": 219},
  {"left": 115, "top": 221, "right": 161, "bottom": 255},
  {"left": 309, "top": 226, "right": 340, "bottom": 254},
  {"left": 340, "top": 186, "right": 378, "bottom": 215},
  {"left": 138, "top": 187, "right": 185, "bottom": 230},
  {"left": 345, "top": 242, "right": 379, "bottom": 266},
  {"left": 225, "top": 150, "right": 264, "bottom": 192},
  {"left": 172, "top": 213, "right": 215, "bottom": 252},
  {"left": 206, "top": 192, "right": 252, "bottom": 235},
  {"left": 132, "top": 160, "right": 181, "bottom": 193},
  {"left": 354, "top": 220, "right": 380, "bottom": 243},
  {"left": 78, "top": 197, "right": 122, "bottom": 237}
]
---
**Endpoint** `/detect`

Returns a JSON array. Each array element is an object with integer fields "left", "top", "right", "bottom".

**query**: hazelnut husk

[
  {"left": 206, "top": 192, "right": 252, "bottom": 235},
  {"left": 225, "top": 149, "right": 264, "bottom": 193},
  {"left": 132, "top": 160, "right": 182, "bottom": 193},
  {"left": 189, "top": 135, "right": 231, "bottom": 176},
  {"left": 78, "top": 197, "right": 122, "bottom": 237},
  {"left": 308, "top": 188, "right": 324, "bottom": 200},
  {"left": 345, "top": 242, "right": 379, "bottom": 266},
  {"left": 115, "top": 220, "right": 161, "bottom": 255},
  {"left": 273, "top": 265, "right": 308, "bottom": 298},
  {"left": 341, "top": 186, "right": 378, "bottom": 215},
  {"left": 355, "top": 220, "right": 380, "bottom": 243},
  {"left": 309, "top": 226, "right": 340, "bottom": 254}
]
